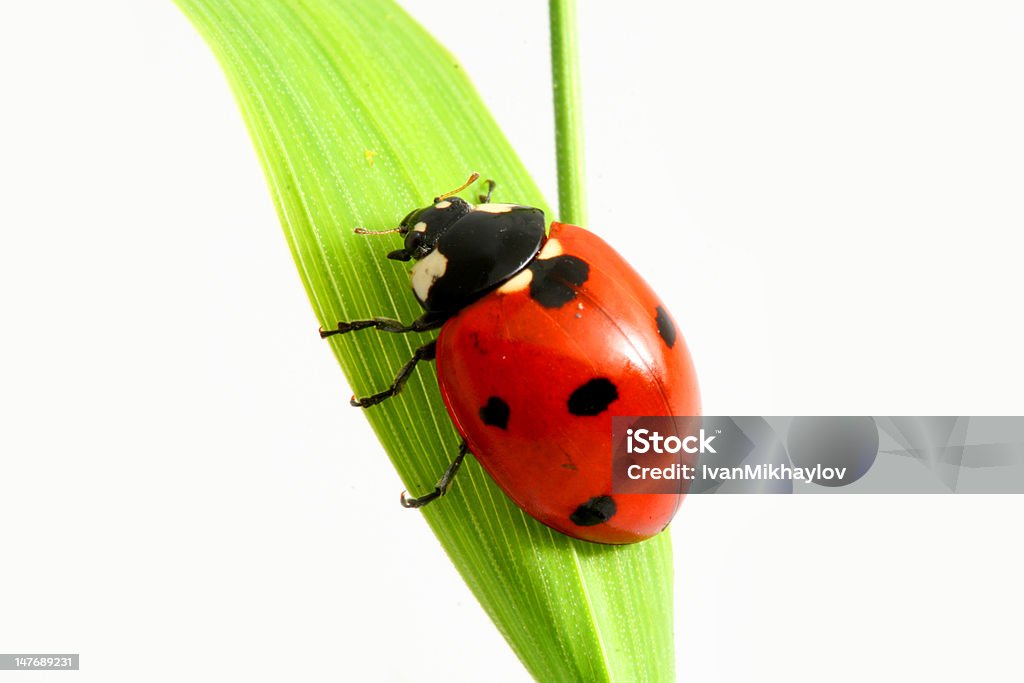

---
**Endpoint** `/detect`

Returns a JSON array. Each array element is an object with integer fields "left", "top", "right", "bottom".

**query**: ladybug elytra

[{"left": 322, "top": 174, "right": 700, "bottom": 544}]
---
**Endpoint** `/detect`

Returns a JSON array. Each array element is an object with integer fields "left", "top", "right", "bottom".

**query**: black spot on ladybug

[
  {"left": 655, "top": 305, "right": 676, "bottom": 349},
  {"left": 570, "top": 495, "right": 617, "bottom": 526},
  {"left": 479, "top": 396, "right": 510, "bottom": 429},
  {"left": 469, "top": 330, "right": 488, "bottom": 355},
  {"left": 527, "top": 255, "right": 589, "bottom": 308},
  {"left": 567, "top": 378, "right": 618, "bottom": 416}
]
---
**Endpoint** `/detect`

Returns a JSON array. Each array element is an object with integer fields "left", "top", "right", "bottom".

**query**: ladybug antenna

[
  {"left": 434, "top": 172, "right": 480, "bottom": 202},
  {"left": 354, "top": 226, "right": 407, "bottom": 236}
]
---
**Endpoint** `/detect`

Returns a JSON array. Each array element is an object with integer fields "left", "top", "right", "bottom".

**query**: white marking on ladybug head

[
  {"left": 413, "top": 221, "right": 427, "bottom": 233},
  {"left": 473, "top": 203, "right": 515, "bottom": 214},
  {"left": 410, "top": 248, "right": 448, "bottom": 303},
  {"left": 434, "top": 200, "right": 452, "bottom": 209},
  {"left": 497, "top": 267, "right": 533, "bottom": 294},
  {"left": 537, "top": 238, "right": 563, "bottom": 260}
]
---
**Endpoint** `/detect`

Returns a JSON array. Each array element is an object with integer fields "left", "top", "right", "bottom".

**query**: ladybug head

[
  {"left": 355, "top": 174, "right": 481, "bottom": 262},
  {"left": 386, "top": 196, "right": 472, "bottom": 262}
]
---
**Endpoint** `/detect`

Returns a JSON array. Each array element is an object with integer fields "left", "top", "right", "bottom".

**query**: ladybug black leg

[
  {"left": 319, "top": 315, "right": 442, "bottom": 338},
  {"left": 477, "top": 179, "right": 496, "bottom": 204},
  {"left": 401, "top": 440, "right": 470, "bottom": 509},
  {"left": 350, "top": 340, "right": 437, "bottom": 408}
]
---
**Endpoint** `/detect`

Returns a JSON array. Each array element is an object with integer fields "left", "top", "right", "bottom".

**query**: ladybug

[{"left": 322, "top": 174, "right": 700, "bottom": 544}]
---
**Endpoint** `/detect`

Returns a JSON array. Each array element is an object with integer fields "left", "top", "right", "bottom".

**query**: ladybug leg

[
  {"left": 350, "top": 340, "right": 437, "bottom": 408},
  {"left": 400, "top": 440, "right": 469, "bottom": 509},
  {"left": 319, "top": 314, "right": 442, "bottom": 339},
  {"left": 477, "top": 179, "right": 496, "bottom": 204}
]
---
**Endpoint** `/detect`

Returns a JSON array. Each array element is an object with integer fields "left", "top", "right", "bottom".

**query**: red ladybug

[{"left": 322, "top": 175, "right": 700, "bottom": 544}]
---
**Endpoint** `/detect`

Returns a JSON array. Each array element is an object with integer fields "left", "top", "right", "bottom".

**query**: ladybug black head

[{"left": 387, "top": 196, "right": 472, "bottom": 262}]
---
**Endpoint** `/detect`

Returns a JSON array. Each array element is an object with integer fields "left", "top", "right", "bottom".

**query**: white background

[{"left": 1, "top": 1, "right": 1022, "bottom": 681}]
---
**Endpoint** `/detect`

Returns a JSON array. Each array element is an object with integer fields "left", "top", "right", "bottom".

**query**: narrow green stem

[{"left": 549, "top": 0, "right": 587, "bottom": 226}]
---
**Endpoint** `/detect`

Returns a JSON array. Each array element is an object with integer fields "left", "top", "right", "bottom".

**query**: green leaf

[{"left": 172, "top": 1, "right": 675, "bottom": 680}]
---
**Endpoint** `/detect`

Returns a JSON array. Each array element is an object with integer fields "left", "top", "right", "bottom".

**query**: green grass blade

[
  {"left": 172, "top": 1, "right": 674, "bottom": 680},
  {"left": 549, "top": 0, "right": 588, "bottom": 226}
]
